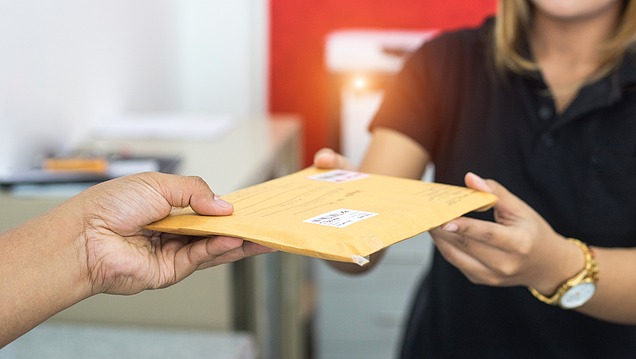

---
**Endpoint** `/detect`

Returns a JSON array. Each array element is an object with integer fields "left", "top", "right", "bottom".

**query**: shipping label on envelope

[{"left": 146, "top": 167, "right": 498, "bottom": 264}]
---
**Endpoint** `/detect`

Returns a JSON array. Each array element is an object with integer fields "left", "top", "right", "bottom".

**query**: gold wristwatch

[{"left": 529, "top": 238, "right": 599, "bottom": 309}]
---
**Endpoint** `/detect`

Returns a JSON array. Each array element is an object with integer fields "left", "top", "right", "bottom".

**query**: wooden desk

[{"left": 0, "top": 116, "right": 309, "bottom": 359}]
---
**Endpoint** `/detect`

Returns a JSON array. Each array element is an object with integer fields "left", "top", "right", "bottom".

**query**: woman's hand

[
  {"left": 74, "top": 172, "right": 275, "bottom": 295},
  {"left": 430, "top": 173, "right": 583, "bottom": 295},
  {"left": 313, "top": 148, "right": 355, "bottom": 170}
]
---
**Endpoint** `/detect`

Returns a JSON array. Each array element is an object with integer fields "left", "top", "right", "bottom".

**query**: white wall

[
  {"left": 0, "top": 0, "right": 268, "bottom": 175},
  {"left": 177, "top": 0, "right": 268, "bottom": 114}
]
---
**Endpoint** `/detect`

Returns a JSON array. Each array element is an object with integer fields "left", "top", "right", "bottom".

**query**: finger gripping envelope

[{"left": 146, "top": 167, "right": 498, "bottom": 265}]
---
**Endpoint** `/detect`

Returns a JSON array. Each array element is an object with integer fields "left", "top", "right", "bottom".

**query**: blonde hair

[{"left": 493, "top": 0, "right": 636, "bottom": 77}]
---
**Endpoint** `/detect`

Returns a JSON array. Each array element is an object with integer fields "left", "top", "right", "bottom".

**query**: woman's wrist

[{"left": 529, "top": 236, "right": 587, "bottom": 296}]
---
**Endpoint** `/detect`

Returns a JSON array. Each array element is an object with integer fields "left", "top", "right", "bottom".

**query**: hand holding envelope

[{"left": 146, "top": 167, "right": 497, "bottom": 265}]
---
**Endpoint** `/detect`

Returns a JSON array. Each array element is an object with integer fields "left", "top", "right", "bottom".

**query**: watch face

[{"left": 560, "top": 283, "right": 597, "bottom": 309}]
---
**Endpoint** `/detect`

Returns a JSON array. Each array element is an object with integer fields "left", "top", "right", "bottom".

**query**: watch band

[{"left": 528, "top": 238, "right": 599, "bottom": 307}]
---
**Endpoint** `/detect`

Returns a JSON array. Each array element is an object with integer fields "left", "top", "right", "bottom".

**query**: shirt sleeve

[{"left": 369, "top": 32, "right": 462, "bottom": 155}]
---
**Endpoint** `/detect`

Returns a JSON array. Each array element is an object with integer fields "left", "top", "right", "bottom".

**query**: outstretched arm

[{"left": 0, "top": 172, "right": 274, "bottom": 347}]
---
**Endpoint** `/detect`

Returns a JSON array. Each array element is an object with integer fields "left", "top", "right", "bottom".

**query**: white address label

[{"left": 303, "top": 208, "right": 378, "bottom": 228}]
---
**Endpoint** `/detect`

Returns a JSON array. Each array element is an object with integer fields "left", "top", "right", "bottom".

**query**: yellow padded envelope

[{"left": 146, "top": 167, "right": 497, "bottom": 265}]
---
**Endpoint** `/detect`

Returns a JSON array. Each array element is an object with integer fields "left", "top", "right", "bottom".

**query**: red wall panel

[{"left": 270, "top": 0, "right": 497, "bottom": 165}]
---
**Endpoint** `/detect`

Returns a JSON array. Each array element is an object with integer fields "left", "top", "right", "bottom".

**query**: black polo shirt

[{"left": 371, "top": 18, "right": 636, "bottom": 358}]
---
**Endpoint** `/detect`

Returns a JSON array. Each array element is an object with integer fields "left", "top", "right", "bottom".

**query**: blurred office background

[
  {"left": 0, "top": 0, "right": 268, "bottom": 176},
  {"left": 0, "top": 1, "right": 496, "bottom": 358}
]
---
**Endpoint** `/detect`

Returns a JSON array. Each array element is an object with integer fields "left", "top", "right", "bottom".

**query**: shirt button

[
  {"left": 540, "top": 134, "right": 555, "bottom": 147},
  {"left": 538, "top": 105, "right": 553, "bottom": 120}
]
